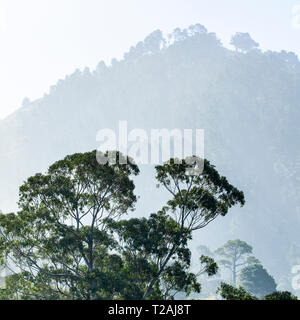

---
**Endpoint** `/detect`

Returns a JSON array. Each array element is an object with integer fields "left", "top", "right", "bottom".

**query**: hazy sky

[{"left": 0, "top": 0, "right": 300, "bottom": 119}]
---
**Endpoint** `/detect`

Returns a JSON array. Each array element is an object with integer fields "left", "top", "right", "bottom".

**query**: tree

[
  {"left": 124, "top": 30, "right": 165, "bottom": 60},
  {"left": 0, "top": 150, "right": 140, "bottom": 299},
  {"left": 192, "top": 246, "right": 221, "bottom": 299},
  {"left": 215, "top": 239, "right": 259, "bottom": 286},
  {"left": 217, "top": 283, "right": 297, "bottom": 300},
  {"left": 22, "top": 97, "right": 30, "bottom": 107},
  {"left": 142, "top": 157, "right": 245, "bottom": 299},
  {"left": 0, "top": 153, "right": 244, "bottom": 300},
  {"left": 196, "top": 246, "right": 220, "bottom": 277},
  {"left": 217, "top": 282, "right": 257, "bottom": 300},
  {"left": 188, "top": 24, "right": 207, "bottom": 36},
  {"left": 230, "top": 32, "right": 259, "bottom": 52},
  {"left": 263, "top": 291, "right": 298, "bottom": 300},
  {"left": 198, "top": 255, "right": 218, "bottom": 277},
  {"left": 109, "top": 213, "right": 216, "bottom": 300},
  {"left": 143, "top": 30, "right": 166, "bottom": 54},
  {"left": 108, "top": 212, "right": 202, "bottom": 300},
  {"left": 238, "top": 264, "right": 277, "bottom": 298}
]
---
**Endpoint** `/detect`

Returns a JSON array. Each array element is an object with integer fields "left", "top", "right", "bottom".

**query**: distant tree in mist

[
  {"left": 215, "top": 239, "right": 260, "bottom": 286},
  {"left": 188, "top": 24, "right": 207, "bottom": 35},
  {"left": 125, "top": 30, "right": 165, "bottom": 60},
  {"left": 230, "top": 32, "right": 259, "bottom": 52},
  {"left": 239, "top": 264, "right": 277, "bottom": 298},
  {"left": 22, "top": 97, "right": 30, "bottom": 107}
]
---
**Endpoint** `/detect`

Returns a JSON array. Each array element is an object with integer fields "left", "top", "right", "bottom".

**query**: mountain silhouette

[{"left": 1, "top": 24, "right": 299, "bottom": 285}]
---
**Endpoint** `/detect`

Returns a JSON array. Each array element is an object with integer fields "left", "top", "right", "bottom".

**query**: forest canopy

[{"left": 0, "top": 150, "right": 244, "bottom": 300}]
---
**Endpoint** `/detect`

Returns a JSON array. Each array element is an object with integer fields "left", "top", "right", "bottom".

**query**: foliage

[
  {"left": 107, "top": 212, "right": 201, "bottom": 300},
  {"left": 0, "top": 150, "right": 139, "bottom": 299},
  {"left": 238, "top": 264, "right": 277, "bottom": 298},
  {"left": 140, "top": 157, "right": 244, "bottom": 298},
  {"left": 263, "top": 291, "right": 298, "bottom": 300},
  {"left": 230, "top": 32, "right": 260, "bottom": 52},
  {"left": 218, "top": 282, "right": 297, "bottom": 300},
  {"left": 0, "top": 152, "right": 244, "bottom": 300},
  {"left": 215, "top": 239, "right": 259, "bottom": 285},
  {"left": 217, "top": 282, "right": 257, "bottom": 300},
  {"left": 198, "top": 255, "right": 218, "bottom": 277}
]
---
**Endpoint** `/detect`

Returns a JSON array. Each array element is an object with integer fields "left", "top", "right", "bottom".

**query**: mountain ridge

[{"left": 1, "top": 24, "right": 300, "bottom": 287}]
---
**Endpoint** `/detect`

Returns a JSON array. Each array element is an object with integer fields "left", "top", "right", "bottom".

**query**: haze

[{"left": 0, "top": 0, "right": 300, "bottom": 119}]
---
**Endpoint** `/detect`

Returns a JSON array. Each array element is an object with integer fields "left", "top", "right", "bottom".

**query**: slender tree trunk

[
  {"left": 233, "top": 250, "right": 237, "bottom": 287},
  {"left": 233, "top": 264, "right": 236, "bottom": 287}
]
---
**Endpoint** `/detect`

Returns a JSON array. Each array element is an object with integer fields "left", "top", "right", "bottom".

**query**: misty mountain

[{"left": 0, "top": 24, "right": 300, "bottom": 287}]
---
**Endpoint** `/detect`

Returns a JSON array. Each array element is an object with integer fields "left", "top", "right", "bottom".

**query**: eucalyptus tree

[
  {"left": 0, "top": 153, "right": 245, "bottom": 300},
  {"left": 141, "top": 157, "right": 245, "bottom": 299},
  {"left": 0, "top": 150, "right": 139, "bottom": 299}
]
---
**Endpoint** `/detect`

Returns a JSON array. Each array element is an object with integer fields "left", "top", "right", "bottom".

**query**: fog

[{"left": 0, "top": 21, "right": 300, "bottom": 296}]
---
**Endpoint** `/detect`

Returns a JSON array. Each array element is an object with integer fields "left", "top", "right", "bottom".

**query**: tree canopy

[
  {"left": 230, "top": 32, "right": 260, "bottom": 52},
  {"left": 218, "top": 282, "right": 297, "bottom": 300},
  {"left": 0, "top": 151, "right": 140, "bottom": 299},
  {"left": 0, "top": 151, "right": 245, "bottom": 300},
  {"left": 238, "top": 264, "right": 277, "bottom": 298},
  {"left": 215, "top": 239, "right": 259, "bottom": 286}
]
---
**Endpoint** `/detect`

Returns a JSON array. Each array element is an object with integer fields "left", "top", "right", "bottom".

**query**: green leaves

[
  {"left": 155, "top": 157, "right": 245, "bottom": 231},
  {"left": 199, "top": 255, "right": 219, "bottom": 277},
  {"left": 19, "top": 150, "right": 139, "bottom": 220},
  {"left": 263, "top": 291, "right": 298, "bottom": 300},
  {"left": 217, "top": 283, "right": 298, "bottom": 300},
  {"left": 0, "top": 150, "right": 140, "bottom": 300},
  {"left": 217, "top": 282, "right": 258, "bottom": 300},
  {"left": 0, "top": 152, "right": 246, "bottom": 300}
]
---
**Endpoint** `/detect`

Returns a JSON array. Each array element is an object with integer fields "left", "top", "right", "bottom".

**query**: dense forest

[{"left": 0, "top": 24, "right": 300, "bottom": 297}]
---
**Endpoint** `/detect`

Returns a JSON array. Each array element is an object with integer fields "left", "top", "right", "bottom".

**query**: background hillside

[{"left": 1, "top": 24, "right": 300, "bottom": 290}]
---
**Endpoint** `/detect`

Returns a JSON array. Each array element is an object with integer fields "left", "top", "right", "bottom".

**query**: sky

[{"left": 0, "top": 0, "right": 300, "bottom": 119}]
